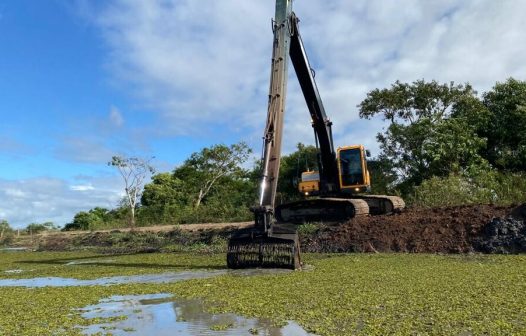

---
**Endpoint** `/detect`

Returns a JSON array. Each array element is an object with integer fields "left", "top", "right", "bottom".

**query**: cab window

[
  {"left": 339, "top": 148, "right": 364, "bottom": 186},
  {"left": 301, "top": 172, "right": 320, "bottom": 182}
]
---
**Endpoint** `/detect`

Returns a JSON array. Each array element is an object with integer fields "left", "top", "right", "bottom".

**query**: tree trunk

[
  {"left": 195, "top": 189, "right": 204, "bottom": 209},
  {"left": 130, "top": 206, "right": 136, "bottom": 229}
]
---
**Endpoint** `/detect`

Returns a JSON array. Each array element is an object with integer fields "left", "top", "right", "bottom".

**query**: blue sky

[{"left": 1, "top": 0, "right": 525, "bottom": 228}]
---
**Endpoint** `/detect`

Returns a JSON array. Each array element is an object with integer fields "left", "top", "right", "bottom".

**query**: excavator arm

[
  {"left": 257, "top": 9, "right": 342, "bottom": 216},
  {"left": 288, "top": 13, "right": 340, "bottom": 194},
  {"left": 227, "top": 0, "right": 301, "bottom": 270},
  {"left": 256, "top": 0, "right": 293, "bottom": 225},
  {"left": 227, "top": 1, "right": 406, "bottom": 269}
]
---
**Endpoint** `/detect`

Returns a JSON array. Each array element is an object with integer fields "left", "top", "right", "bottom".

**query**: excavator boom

[
  {"left": 227, "top": 0, "right": 301, "bottom": 270},
  {"left": 227, "top": 1, "right": 405, "bottom": 269}
]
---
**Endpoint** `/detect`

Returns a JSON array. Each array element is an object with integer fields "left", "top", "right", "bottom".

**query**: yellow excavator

[
  {"left": 299, "top": 145, "right": 371, "bottom": 197},
  {"left": 227, "top": 0, "right": 404, "bottom": 269}
]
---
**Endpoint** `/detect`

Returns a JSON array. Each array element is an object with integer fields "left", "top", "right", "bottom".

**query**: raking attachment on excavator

[{"left": 227, "top": 225, "right": 301, "bottom": 270}]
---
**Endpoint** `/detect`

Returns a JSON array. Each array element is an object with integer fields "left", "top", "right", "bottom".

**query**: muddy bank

[
  {"left": 303, "top": 204, "right": 526, "bottom": 253},
  {"left": 24, "top": 226, "right": 238, "bottom": 253},
  {"left": 12, "top": 204, "right": 526, "bottom": 255}
]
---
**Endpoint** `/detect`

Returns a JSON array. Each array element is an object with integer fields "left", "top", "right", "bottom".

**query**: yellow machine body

[
  {"left": 298, "top": 145, "right": 371, "bottom": 196},
  {"left": 336, "top": 145, "right": 370, "bottom": 193},
  {"left": 298, "top": 171, "right": 320, "bottom": 196}
]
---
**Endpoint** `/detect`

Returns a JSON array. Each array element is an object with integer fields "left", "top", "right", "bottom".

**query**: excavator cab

[
  {"left": 298, "top": 145, "right": 371, "bottom": 197},
  {"left": 337, "top": 145, "right": 371, "bottom": 193}
]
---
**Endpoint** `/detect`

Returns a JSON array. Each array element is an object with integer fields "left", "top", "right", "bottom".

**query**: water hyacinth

[{"left": 0, "top": 251, "right": 524, "bottom": 335}]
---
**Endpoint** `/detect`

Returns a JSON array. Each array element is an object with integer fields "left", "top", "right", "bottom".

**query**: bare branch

[{"left": 109, "top": 155, "right": 155, "bottom": 227}]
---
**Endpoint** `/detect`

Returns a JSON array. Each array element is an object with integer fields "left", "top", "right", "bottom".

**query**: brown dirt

[
  {"left": 303, "top": 204, "right": 523, "bottom": 253},
  {"left": 12, "top": 222, "right": 253, "bottom": 251},
  {"left": 11, "top": 205, "right": 525, "bottom": 254},
  {"left": 46, "top": 222, "right": 253, "bottom": 236}
]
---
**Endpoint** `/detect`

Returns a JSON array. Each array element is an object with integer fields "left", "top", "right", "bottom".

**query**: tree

[
  {"left": 358, "top": 80, "right": 487, "bottom": 187},
  {"left": 64, "top": 207, "right": 109, "bottom": 231},
  {"left": 481, "top": 78, "right": 526, "bottom": 171},
  {"left": 367, "top": 158, "right": 398, "bottom": 195},
  {"left": 174, "top": 142, "right": 252, "bottom": 208},
  {"left": 139, "top": 173, "right": 190, "bottom": 224},
  {"left": 26, "top": 222, "right": 57, "bottom": 235},
  {"left": 109, "top": 156, "right": 155, "bottom": 228},
  {"left": 0, "top": 220, "right": 12, "bottom": 238},
  {"left": 141, "top": 173, "right": 189, "bottom": 208}
]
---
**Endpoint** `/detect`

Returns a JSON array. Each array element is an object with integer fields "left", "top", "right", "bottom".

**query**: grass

[{"left": 0, "top": 251, "right": 525, "bottom": 335}]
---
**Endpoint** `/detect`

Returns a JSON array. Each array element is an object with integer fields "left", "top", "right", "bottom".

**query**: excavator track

[
  {"left": 354, "top": 195, "right": 405, "bottom": 216},
  {"left": 276, "top": 198, "right": 369, "bottom": 223},
  {"left": 275, "top": 196, "right": 404, "bottom": 223}
]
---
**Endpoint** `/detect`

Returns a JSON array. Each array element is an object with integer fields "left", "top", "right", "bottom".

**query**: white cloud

[
  {"left": 5, "top": 0, "right": 523, "bottom": 228},
  {"left": 109, "top": 105, "right": 124, "bottom": 127},
  {"left": 94, "top": 0, "right": 272, "bottom": 136},
  {"left": 70, "top": 184, "right": 95, "bottom": 191},
  {"left": 0, "top": 176, "right": 122, "bottom": 228},
  {"left": 87, "top": 0, "right": 525, "bottom": 156}
]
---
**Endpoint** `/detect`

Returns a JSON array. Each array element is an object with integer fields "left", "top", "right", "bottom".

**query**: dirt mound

[
  {"left": 474, "top": 217, "right": 526, "bottom": 253},
  {"left": 303, "top": 204, "right": 523, "bottom": 253}
]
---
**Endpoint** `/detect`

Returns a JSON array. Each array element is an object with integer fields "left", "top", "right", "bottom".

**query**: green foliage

[
  {"left": 65, "top": 210, "right": 101, "bottom": 231},
  {"left": 64, "top": 208, "right": 128, "bottom": 231},
  {"left": 0, "top": 220, "right": 14, "bottom": 245},
  {"left": 138, "top": 142, "right": 254, "bottom": 225},
  {"left": 175, "top": 142, "right": 252, "bottom": 208},
  {"left": 366, "top": 158, "right": 398, "bottom": 194},
  {"left": 359, "top": 80, "right": 486, "bottom": 188},
  {"left": 297, "top": 222, "right": 320, "bottom": 235},
  {"left": 139, "top": 173, "right": 191, "bottom": 225},
  {"left": 141, "top": 173, "right": 189, "bottom": 208},
  {"left": 1, "top": 252, "right": 525, "bottom": 335},
  {"left": 108, "top": 155, "right": 155, "bottom": 228},
  {"left": 0, "top": 220, "right": 12, "bottom": 237},
  {"left": 481, "top": 78, "right": 526, "bottom": 170},
  {"left": 409, "top": 170, "right": 526, "bottom": 207},
  {"left": 26, "top": 222, "right": 58, "bottom": 234},
  {"left": 359, "top": 78, "right": 526, "bottom": 201}
]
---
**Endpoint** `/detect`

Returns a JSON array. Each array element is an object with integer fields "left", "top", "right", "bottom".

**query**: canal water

[
  {"left": 79, "top": 293, "right": 316, "bottom": 336},
  {"left": 0, "top": 268, "right": 292, "bottom": 287}
]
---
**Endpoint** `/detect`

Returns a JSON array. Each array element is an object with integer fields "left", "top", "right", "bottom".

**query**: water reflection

[
  {"left": 0, "top": 268, "right": 292, "bottom": 288},
  {"left": 0, "top": 270, "right": 227, "bottom": 287},
  {"left": 80, "top": 294, "right": 315, "bottom": 336},
  {"left": 0, "top": 247, "right": 29, "bottom": 252}
]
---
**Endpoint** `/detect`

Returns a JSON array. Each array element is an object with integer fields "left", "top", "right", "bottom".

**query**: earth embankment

[
  {"left": 304, "top": 204, "right": 526, "bottom": 253},
  {"left": 9, "top": 204, "right": 525, "bottom": 254}
]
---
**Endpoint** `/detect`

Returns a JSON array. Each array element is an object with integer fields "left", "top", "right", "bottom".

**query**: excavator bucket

[{"left": 227, "top": 227, "right": 301, "bottom": 270}]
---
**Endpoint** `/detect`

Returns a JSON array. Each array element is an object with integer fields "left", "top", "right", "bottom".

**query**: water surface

[
  {"left": 0, "top": 268, "right": 292, "bottom": 288},
  {"left": 80, "top": 293, "right": 316, "bottom": 336},
  {"left": 0, "top": 247, "right": 29, "bottom": 252}
]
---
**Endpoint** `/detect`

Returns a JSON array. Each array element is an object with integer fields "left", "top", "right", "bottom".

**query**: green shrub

[
  {"left": 0, "top": 233, "right": 14, "bottom": 246},
  {"left": 297, "top": 223, "right": 320, "bottom": 235},
  {"left": 409, "top": 170, "right": 526, "bottom": 207}
]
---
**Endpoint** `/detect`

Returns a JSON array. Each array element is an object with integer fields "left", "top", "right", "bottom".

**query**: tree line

[
  {"left": 61, "top": 78, "right": 526, "bottom": 230},
  {"left": 0, "top": 220, "right": 61, "bottom": 245}
]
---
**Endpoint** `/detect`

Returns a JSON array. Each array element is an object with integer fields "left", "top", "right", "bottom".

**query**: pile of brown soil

[{"left": 303, "top": 204, "right": 524, "bottom": 253}]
